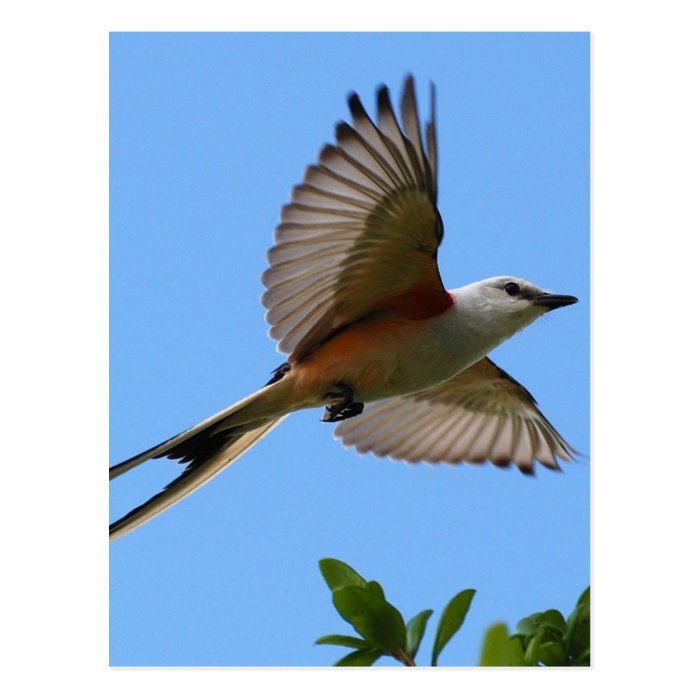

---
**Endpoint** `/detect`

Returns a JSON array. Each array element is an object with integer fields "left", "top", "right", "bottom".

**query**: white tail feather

[
  {"left": 110, "top": 417, "right": 285, "bottom": 541},
  {"left": 110, "top": 376, "right": 301, "bottom": 540}
]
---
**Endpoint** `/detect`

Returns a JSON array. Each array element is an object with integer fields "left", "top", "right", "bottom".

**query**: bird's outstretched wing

[
  {"left": 262, "top": 75, "right": 451, "bottom": 362},
  {"left": 334, "top": 358, "right": 575, "bottom": 474}
]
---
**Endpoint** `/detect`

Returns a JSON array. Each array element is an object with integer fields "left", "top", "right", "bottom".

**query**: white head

[{"left": 453, "top": 275, "right": 578, "bottom": 348}]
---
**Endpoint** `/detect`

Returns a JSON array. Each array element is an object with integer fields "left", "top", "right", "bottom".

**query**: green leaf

[
  {"left": 537, "top": 641, "right": 567, "bottom": 666},
  {"left": 516, "top": 614, "right": 538, "bottom": 637},
  {"left": 431, "top": 589, "right": 476, "bottom": 666},
  {"left": 332, "top": 586, "right": 407, "bottom": 655},
  {"left": 538, "top": 609, "right": 567, "bottom": 635},
  {"left": 334, "top": 648, "right": 383, "bottom": 666},
  {"left": 517, "top": 609, "right": 566, "bottom": 642},
  {"left": 479, "top": 623, "right": 526, "bottom": 666},
  {"left": 566, "top": 591, "right": 590, "bottom": 662},
  {"left": 365, "top": 580, "right": 386, "bottom": 600},
  {"left": 524, "top": 630, "right": 544, "bottom": 666},
  {"left": 573, "top": 648, "right": 591, "bottom": 666},
  {"left": 315, "top": 634, "right": 372, "bottom": 650},
  {"left": 319, "top": 558, "right": 367, "bottom": 592},
  {"left": 576, "top": 586, "right": 590, "bottom": 609},
  {"left": 571, "top": 629, "right": 590, "bottom": 665},
  {"left": 405, "top": 609, "right": 433, "bottom": 660}
]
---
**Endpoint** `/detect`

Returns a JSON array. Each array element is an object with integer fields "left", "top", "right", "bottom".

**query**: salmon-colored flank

[{"left": 293, "top": 314, "right": 412, "bottom": 398}]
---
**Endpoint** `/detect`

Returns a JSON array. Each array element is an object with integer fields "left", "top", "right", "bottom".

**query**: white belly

[{"left": 351, "top": 307, "right": 491, "bottom": 402}]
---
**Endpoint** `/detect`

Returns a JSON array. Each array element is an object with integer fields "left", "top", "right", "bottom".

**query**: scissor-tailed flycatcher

[{"left": 110, "top": 75, "right": 578, "bottom": 541}]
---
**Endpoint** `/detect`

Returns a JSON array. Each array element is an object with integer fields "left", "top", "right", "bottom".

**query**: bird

[{"left": 110, "top": 75, "right": 579, "bottom": 541}]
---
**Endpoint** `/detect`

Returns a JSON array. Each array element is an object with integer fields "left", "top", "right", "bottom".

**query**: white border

[{"left": 4, "top": 1, "right": 698, "bottom": 697}]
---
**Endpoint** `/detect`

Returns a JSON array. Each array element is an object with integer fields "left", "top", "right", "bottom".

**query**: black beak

[{"left": 531, "top": 293, "right": 578, "bottom": 311}]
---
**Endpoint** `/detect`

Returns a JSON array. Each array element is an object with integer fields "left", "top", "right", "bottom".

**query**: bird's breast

[{"left": 293, "top": 306, "right": 487, "bottom": 404}]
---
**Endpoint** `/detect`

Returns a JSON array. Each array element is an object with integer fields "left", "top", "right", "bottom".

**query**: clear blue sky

[{"left": 110, "top": 32, "right": 589, "bottom": 666}]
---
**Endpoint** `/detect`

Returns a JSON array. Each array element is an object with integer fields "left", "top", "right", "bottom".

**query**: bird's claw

[
  {"left": 321, "top": 384, "right": 364, "bottom": 422},
  {"left": 322, "top": 402, "right": 364, "bottom": 422}
]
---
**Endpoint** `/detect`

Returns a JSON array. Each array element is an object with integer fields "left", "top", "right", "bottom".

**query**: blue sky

[{"left": 110, "top": 32, "right": 589, "bottom": 666}]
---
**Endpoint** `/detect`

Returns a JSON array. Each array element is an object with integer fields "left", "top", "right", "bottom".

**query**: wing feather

[
  {"left": 263, "top": 75, "right": 450, "bottom": 361},
  {"left": 334, "top": 357, "right": 575, "bottom": 474}
]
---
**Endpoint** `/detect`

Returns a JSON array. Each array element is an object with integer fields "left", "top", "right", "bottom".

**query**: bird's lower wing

[
  {"left": 334, "top": 357, "right": 575, "bottom": 474},
  {"left": 110, "top": 417, "right": 284, "bottom": 541}
]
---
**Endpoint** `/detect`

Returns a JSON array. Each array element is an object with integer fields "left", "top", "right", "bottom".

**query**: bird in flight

[{"left": 110, "top": 75, "right": 579, "bottom": 541}]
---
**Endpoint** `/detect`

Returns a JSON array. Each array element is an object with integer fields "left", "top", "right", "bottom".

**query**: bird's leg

[{"left": 321, "top": 383, "right": 364, "bottom": 423}]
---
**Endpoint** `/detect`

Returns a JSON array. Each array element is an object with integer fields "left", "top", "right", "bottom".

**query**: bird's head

[{"left": 456, "top": 276, "right": 578, "bottom": 345}]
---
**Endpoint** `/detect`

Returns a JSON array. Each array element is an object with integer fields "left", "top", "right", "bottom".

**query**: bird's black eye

[{"left": 504, "top": 282, "right": 520, "bottom": 297}]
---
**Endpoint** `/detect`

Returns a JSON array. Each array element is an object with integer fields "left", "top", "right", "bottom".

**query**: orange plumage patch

[{"left": 384, "top": 287, "right": 453, "bottom": 319}]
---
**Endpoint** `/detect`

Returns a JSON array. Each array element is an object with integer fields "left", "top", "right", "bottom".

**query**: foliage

[
  {"left": 315, "top": 558, "right": 589, "bottom": 667},
  {"left": 479, "top": 586, "right": 591, "bottom": 667}
]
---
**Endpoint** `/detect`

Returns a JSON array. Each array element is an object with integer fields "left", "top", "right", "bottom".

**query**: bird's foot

[{"left": 321, "top": 384, "right": 364, "bottom": 423}]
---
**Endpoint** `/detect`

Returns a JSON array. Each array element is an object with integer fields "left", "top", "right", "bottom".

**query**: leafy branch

[{"left": 315, "top": 557, "right": 590, "bottom": 667}]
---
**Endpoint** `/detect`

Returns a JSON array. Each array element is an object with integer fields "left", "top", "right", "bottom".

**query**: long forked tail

[{"left": 110, "top": 381, "right": 292, "bottom": 541}]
